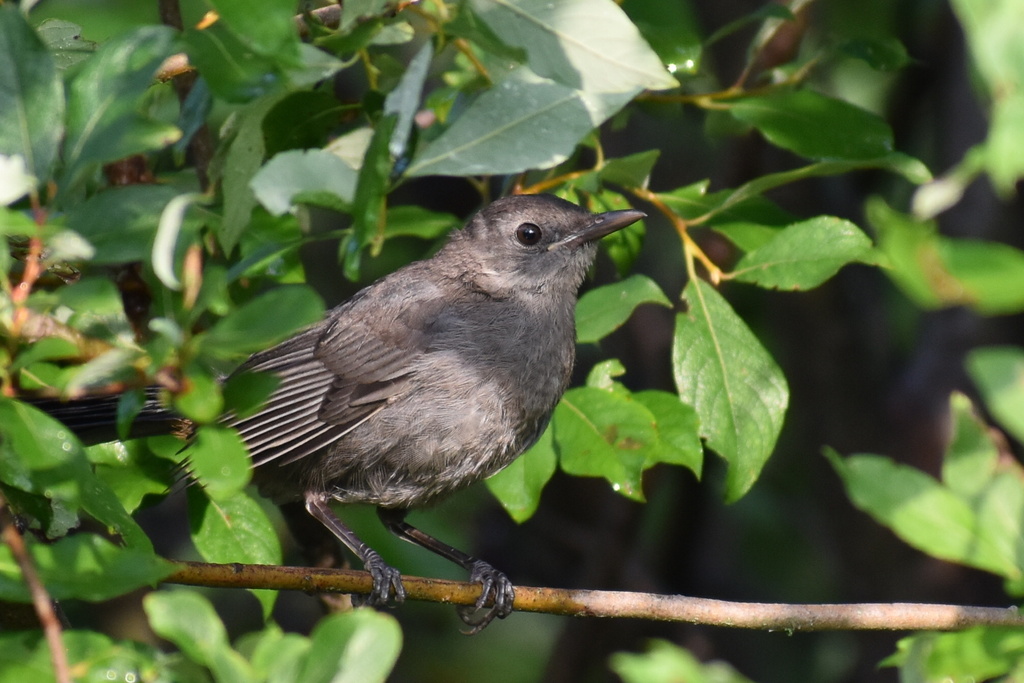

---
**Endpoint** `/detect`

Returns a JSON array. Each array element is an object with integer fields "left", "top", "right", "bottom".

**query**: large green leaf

[
  {"left": 554, "top": 385, "right": 655, "bottom": 500},
  {"left": 188, "top": 487, "right": 281, "bottom": 618},
  {"left": 729, "top": 90, "right": 894, "bottom": 161},
  {"left": 871, "top": 197, "right": 1024, "bottom": 315},
  {"left": 730, "top": 216, "right": 875, "bottom": 290},
  {"left": 966, "top": 346, "right": 1024, "bottom": 445},
  {"left": 145, "top": 591, "right": 254, "bottom": 683},
  {"left": 60, "top": 26, "right": 179, "bottom": 197},
  {"left": 485, "top": 422, "right": 557, "bottom": 523},
  {"left": 184, "top": 425, "right": 252, "bottom": 499},
  {"left": 66, "top": 184, "right": 183, "bottom": 264},
  {"left": 217, "top": 92, "right": 289, "bottom": 253},
  {"left": 0, "top": 398, "right": 150, "bottom": 548},
  {"left": 0, "top": 534, "right": 173, "bottom": 602},
  {"left": 950, "top": 0, "right": 1024, "bottom": 194},
  {"left": 250, "top": 149, "right": 358, "bottom": 216},
  {"left": 0, "top": 6, "right": 64, "bottom": 180},
  {"left": 201, "top": 285, "right": 325, "bottom": 359},
  {"left": 406, "top": 66, "right": 632, "bottom": 177},
  {"left": 576, "top": 274, "right": 671, "bottom": 343},
  {"left": 826, "top": 448, "right": 1024, "bottom": 583},
  {"left": 469, "top": 0, "right": 677, "bottom": 94},
  {"left": 672, "top": 280, "right": 788, "bottom": 501},
  {"left": 298, "top": 610, "right": 402, "bottom": 683}
]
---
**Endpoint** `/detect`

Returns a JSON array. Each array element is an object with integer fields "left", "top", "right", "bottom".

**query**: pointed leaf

[
  {"left": 729, "top": 90, "right": 894, "bottom": 161},
  {"left": 486, "top": 422, "right": 557, "bottom": 522},
  {"left": 554, "top": 386, "right": 655, "bottom": 500},
  {"left": 406, "top": 66, "right": 632, "bottom": 177},
  {"left": 966, "top": 346, "right": 1024, "bottom": 445},
  {"left": 0, "top": 6, "right": 64, "bottom": 180},
  {"left": 672, "top": 281, "right": 788, "bottom": 501},
  {"left": 60, "top": 26, "right": 179, "bottom": 195},
  {"left": 0, "top": 534, "right": 173, "bottom": 602},
  {"left": 470, "top": 0, "right": 677, "bottom": 93},
  {"left": 730, "top": 216, "right": 875, "bottom": 290},
  {"left": 188, "top": 487, "right": 281, "bottom": 618},
  {"left": 576, "top": 274, "right": 671, "bottom": 343},
  {"left": 298, "top": 610, "right": 402, "bottom": 683},
  {"left": 145, "top": 591, "right": 254, "bottom": 683}
]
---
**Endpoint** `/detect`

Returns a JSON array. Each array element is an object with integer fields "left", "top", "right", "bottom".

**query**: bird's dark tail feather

[{"left": 26, "top": 387, "right": 181, "bottom": 446}]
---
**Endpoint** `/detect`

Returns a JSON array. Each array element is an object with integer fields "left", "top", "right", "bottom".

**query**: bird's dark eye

[{"left": 515, "top": 222, "right": 542, "bottom": 245}]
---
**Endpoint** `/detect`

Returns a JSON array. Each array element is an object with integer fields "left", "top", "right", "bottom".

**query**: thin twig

[
  {"left": 166, "top": 561, "right": 1024, "bottom": 632},
  {"left": 0, "top": 494, "right": 70, "bottom": 683}
]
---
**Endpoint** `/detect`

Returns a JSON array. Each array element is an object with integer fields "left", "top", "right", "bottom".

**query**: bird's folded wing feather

[{"left": 227, "top": 284, "right": 445, "bottom": 468}]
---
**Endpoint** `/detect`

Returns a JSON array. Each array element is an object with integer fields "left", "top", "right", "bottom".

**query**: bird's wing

[{"left": 227, "top": 279, "right": 445, "bottom": 468}]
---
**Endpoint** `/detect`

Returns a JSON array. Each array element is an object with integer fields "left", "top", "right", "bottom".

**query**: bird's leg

[
  {"left": 377, "top": 507, "right": 515, "bottom": 634},
  {"left": 305, "top": 492, "right": 405, "bottom": 606}
]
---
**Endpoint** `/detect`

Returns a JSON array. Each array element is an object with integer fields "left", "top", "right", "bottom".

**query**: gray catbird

[{"left": 36, "top": 194, "right": 644, "bottom": 632}]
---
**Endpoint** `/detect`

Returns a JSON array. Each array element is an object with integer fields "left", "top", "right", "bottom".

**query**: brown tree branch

[{"left": 166, "top": 561, "right": 1024, "bottom": 631}]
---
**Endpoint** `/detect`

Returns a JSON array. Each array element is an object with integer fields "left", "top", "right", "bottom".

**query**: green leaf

[
  {"left": 245, "top": 625, "right": 310, "bottom": 683},
  {"left": 633, "top": 390, "right": 703, "bottom": 474},
  {"left": 0, "top": 398, "right": 150, "bottom": 548},
  {"left": 297, "top": 609, "right": 402, "bottom": 683},
  {"left": 250, "top": 149, "right": 358, "bottom": 216},
  {"left": 382, "top": 205, "right": 458, "bottom": 240},
  {"left": 966, "top": 347, "right": 1024, "bottom": 445},
  {"left": 691, "top": 156, "right": 929, "bottom": 227},
  {"left": 0, "top": 6, "right": 64, "bottom": 180},
  {"left": 728, "top": 90, "right": 894, "bottom": 161},
  {"left": 145, "top": 591, "right": 254, "bottom": 683},
  {"left": 344, "top": 114, "right": 397, "bottom": 279},
  {"left": 597, "top": 150, "right": 661, "bottom": 188},
  {"left": 950, "top": 0, "right": 1024, "bottom": 194},
  {"left": 66, "top": 184, "right": 184, "bottom": 264},
  {"left": 202, "top": 285, "right": 324, "bottom": 358},
  {"left": 888, "top": 628, "right": 1024, "bottom": 683},
  {"left": 576, "top": 274, "right": 671, "bottom": 343},
  {"left": 672, "top": 281, "right": 788, "bottom": 501},
  {"left": 217, "top": 92, "right": 288, "bottom": 253},
  {"left": 223, "top": 370, "right": 280, "bottom": 420},
  {"left": 89, "top": 440, "right": 175, "bottom": 514},
  {"left": 406, "top": 66, "right": 632, "bottom": 177},
  {"left": 825, "top": 448, "right": 1022, "bottom": 581},
  {"left": 384, "top": 41, "right": 432, "bottom": 160},
  {"left": 730, "top": 216, "right": 875, "bottom": 290},
  {"left": 188, "top": 487, "right": 281, "bottom": 618},
  {"left": 36, "top": 19, "right": 97, "bottom": 70},
  {"left": 0, "top": 534, "right": 173, "bottom": 602},
  {"left": 871, "top": 197, "right": 1024, "bottom": 315},
  {"left": 60, "top": 26, "right": 180, "bottom": 196},
  {"left": 486, "top": 422, "right": 557, "bottom": 522},
  {"left": 554, "top": 386, "right": 655, "bottom": 500},
  {"left": 205, "top": 0, "right": 300, "bottom": 60},
  {"left": 839, "top": 37, "right": 912, "bottom": 71},
  {"left": 173, "top": 366, "right": 223, "bottom": 424},
  {"left": 621, "top": 0, "right": 703, "bottom": 75},
  {"left": 185, "top": 425, "right": 252, "bottom": 499},
  {"left": 942, "top": 392, "right": 1000, "bottom": 500},
  {"left": 612, "top": 639, "right": 755, "bottom": 683},
  {"left": 469, "top": 0, "right": 677, "bottom": 94}
]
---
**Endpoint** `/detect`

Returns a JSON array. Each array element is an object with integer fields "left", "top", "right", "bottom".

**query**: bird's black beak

[{"left": 550, "top": 209, "right": 646, "bottom": 250}]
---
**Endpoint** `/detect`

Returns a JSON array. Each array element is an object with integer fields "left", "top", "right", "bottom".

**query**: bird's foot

[
  {"left": 456, "top": 560, "right": 515, "bottom": 634},
  {"left": 355, "top": 550, "right": 406, "bottom": 608}
]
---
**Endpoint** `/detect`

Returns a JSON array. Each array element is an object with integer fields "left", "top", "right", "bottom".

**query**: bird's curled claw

[{"left": 456, "top": 560, "right": 515, "bottom": 634}]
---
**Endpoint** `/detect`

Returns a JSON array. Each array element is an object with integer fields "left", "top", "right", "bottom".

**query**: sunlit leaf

[{"left": 673, "top": 281, "right": 787, "bottom": 501}]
